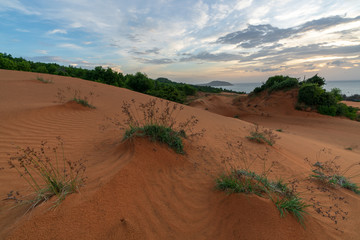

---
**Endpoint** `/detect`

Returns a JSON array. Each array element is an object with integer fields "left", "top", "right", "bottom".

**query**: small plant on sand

[
  {"left": 306, "top": 149, "right": 360, "bottom": 195},
  {"left": 36, "top": 76, "right": 53, "bottom": 83},
  {"left": 217, "top": 142, "right": 308, "bottom": 225},
  {"left": 216, "top": 170, "right": 309, "bottom": 225},
  {"left": 7, "top": 137, "right": 86, "bottom": 210},
  {"left": 247, "top": 125, "right": 278, "bottom": 146},
  {"left": 55, "top": 86, "right": 96, "bottom": 109},
  {"left": 276, "top": 129, "right": 283, "bottom": 132},
  {"left": 121, "top": 99, "right": 201, "bottom": 154}
]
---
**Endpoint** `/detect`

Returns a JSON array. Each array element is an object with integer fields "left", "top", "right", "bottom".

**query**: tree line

[{"left": 0, "top": 53, "right": 240, "bottom": 103}]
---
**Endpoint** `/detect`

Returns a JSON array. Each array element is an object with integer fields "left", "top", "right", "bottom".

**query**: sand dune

[{"left": 1, "top": 69, "right": 359, "bottom": 239}]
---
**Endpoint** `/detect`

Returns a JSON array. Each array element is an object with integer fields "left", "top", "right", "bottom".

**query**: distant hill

[
  {"left": 156, "top": 77, "right": 173, "bottom": 84},
  {"left": 198, "top": 81, "right": 233, "bottom": 86}
]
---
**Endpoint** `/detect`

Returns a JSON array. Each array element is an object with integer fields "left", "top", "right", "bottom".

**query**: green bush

[
  {"left": 302, "top": 74, "right": 325, "bottom": 86},
  {"left": 331, "top": 88, "right": 343, "bottom": 101},
  {"left": 252, "top": 75, "right": 298, "bottom": 94},
  {"left": 298, "top": 83, "right": 324, "bottom": 106},
  {"left": 318, "top": 105, "right": 336, "bottom": 116},
  {"left": 265, "top": 75, "right": 289, "bottom": 89},
  {"left": 126, "top": 72, "right": 154, "bottom": 93},
  {"left": 269, "top": 78, "right": 299, "bottom": 92},
  {"left": 181, "top": 84, "right": 197, "bottom": 96},
  {"left": 320, "top": 92, "right": 337, "bottom": 106}
]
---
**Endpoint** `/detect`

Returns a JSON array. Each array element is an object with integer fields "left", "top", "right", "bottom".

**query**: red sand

[{"left": 1, "top": 70, "right": 360, "bottom": 239}]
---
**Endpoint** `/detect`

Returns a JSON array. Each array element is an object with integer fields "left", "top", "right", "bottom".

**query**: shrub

[
  {"left": 330, "top": 88, "right": 343, "bottom": 101},
  {"left": 298, "top": 83, "right": 324, "bottom": 106},
  {"left": 253, "top": 86, "right": 264, "bottom": 94},
  {"left": 126, "top": 72, "right": 154, "bottom": 93},
  {"left": 121, "top": 99, "right": 201, "bottom": 153},
  {"left": 318, "top": 105, "right": 336, "bottom": 116},
  {"left": 265, "top": 75, "right": 289, "bottom": 89},
  {"left": 181, "top": 84, "right": 197, "bottom": 96},
  {"left": 320, "top": 91, "right": 337, "bottom": 106},
  {"left": 303, "top": 74, "right": 325, "bottom": 86},
  {"left": 269, "top": 77, "right": 299, "bottom": 92},
  {"left": 251, "top": 75, "right": 299, "bottom": 94},
  {"left": 7, "top": 138, "right": 86, "bottom": 209}
]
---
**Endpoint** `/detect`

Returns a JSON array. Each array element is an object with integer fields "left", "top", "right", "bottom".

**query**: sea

[{"left": 213, "top": 80, "right": 360, "bottom": 96}]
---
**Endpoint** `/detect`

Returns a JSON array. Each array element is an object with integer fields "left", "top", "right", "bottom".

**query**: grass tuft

[
  {"left": 216, "top": 170, "right": 309, "bottom": 225},
  {"left": 72, "top": 97, "right": 95, "bottom": 109},
  {"left": 56, "top": 86, "right": 97, "bottom": 109},
  {"left": 306, "top": 151, "right": 360, "bottom": 195},
  {"left": 120, "top": 99, "right": 202, "bottom": 154},
  {"left": 7, "top": 137, "right": 86, "bottom": 210},
  {"left": 36, "top": 76, "right": 53, "bottom": 83},
  {"left": 247, "top": 125, "right": 278, "bottom": 146},
  {"left": 124, "top": 124, "right": 185, "bottom": 153},
  {"left": 275, "top": 195, "right": 309, "bottom": 225}
]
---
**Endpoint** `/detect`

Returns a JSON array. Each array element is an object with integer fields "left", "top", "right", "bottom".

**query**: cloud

[
  {"left": 35, "top": 50, "right": 48, "bottom": 55},
  {"left": 58, "top": 43, "right": 83, "bottom": 50},
  {"left": 253, "top": 66, "right": 286, "bottom": 72},
  {"left": 327, "top": 60, "right": 346, "bottom": 66},
  {"left": 0, "top": 0, "right": 39, "bottom": 15},
  {"left": 216, "top": 15, "right": 360, "bottom": 48},
  {"left": 180, "top": 51, "right": 241, "bottom": 62},
  {"left": 47, "top": 29, "right": 67, "bottom": 35},
  {"left": 217, "top": 24, "right": 292, "bottom": 48},
  {"left": 138, "top": 58, "right": 174, "bottom": 64},
  {"left": 15, "top": 28, "right": 30, "bottom": 32},
  {"left": 299, "top": 15, "right": 360, "bottom": 32},
  {"left": 131, "top": 47, "right": 161, "bottom": 55}
]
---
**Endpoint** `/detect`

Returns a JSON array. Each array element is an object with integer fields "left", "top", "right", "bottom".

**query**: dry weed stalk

[
  {"left": 6, "top": 137, "right": 86, "bottom": 210},
  {"left": 121, "top": 98, "right": 203, "bottom": 138},
  {"left": 55, "top": 86, "right": 97, "bottom": 108},
  {"left": 305, "top": 148, "right": 360, "bottom": 193},
  {"left": 247, "top": 125, "right": 279, "bottom": 146}
]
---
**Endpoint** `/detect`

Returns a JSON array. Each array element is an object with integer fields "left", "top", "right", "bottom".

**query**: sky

[{"left": 1, "top": 0, "right": 360, "bottom": 84}]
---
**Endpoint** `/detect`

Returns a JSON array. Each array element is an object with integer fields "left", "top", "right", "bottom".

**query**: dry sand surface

[{"left": 1, "top": 69, "right": 360, "bottom": 239}]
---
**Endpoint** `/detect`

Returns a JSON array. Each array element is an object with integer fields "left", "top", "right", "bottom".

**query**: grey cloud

[
  {"left": 140, "top": 58, "right": 174, "bottom": 64},
  {"left": 216, "top": 15, "right": 360, "bottom": 48},
  {"left": 132, "top": 47, "right": 161, "bottom": 55},
  {"left": 328, "top": 60, "right": 346, "bottom": 66},
  {"left": 28, "top": 56, "right": 71, "bottom": 63},
  {"left": 304, "top": 64, "right": 317, "bottom": 70},
  {"left": 180, "top": 51, "right": 241, "bottom": 62},
  {"left": 217, "top": 24, "right": 292, "bottom": 48},
  {"left": 127, "top": 34, "right": 141, "bottom": 43},
  {"left": 298, "top": 15, "right": 360, "bottom": 32},
  {"left": 180, "top": 44, "right": 360, "bottom": 72},
  {"left": 253, "top": 67, "right": 286, "bottom": 72}
]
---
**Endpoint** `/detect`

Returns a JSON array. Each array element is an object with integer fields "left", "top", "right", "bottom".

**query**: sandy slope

[{"left": 1, "top": 70, "right": 359, "bottom": 239}]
